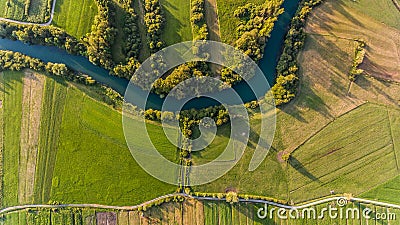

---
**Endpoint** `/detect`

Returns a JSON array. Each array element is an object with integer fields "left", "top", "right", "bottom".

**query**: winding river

[{"left": 0, "top": 0, "right": 300, "bottom": 110}]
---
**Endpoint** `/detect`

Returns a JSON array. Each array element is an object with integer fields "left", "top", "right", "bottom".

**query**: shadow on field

[
  {"left": 161, "top": 1, "right": 185, "bottom": 44},
  {"left": 355, "top": 74, "right": 399, "bottom": 106},
  {"left": 289, "top": 157, "right": 320, "bottom": 182}
]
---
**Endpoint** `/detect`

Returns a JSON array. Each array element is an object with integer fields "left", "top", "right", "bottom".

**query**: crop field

[
  {"left": 305, "top": 0, "right": 400, "bottom": 82},
  {"left": 216, "top": 0, "right": 264, "bottom": 44},
  {"left": 288, "top": 103, "right": 400, "bottom": 202},
  {"left": 160, "top": 0, "right": 192, "bottom": 45},
  {"left": 203, "top": 200, "right": 400, "bottom": 225},
  {"left": 340, "top": 0, "right": 400, "bottom": 29},
  {"left": 34, "top": 77, "right": 68, "bottom": 204},
  {"left": 193, "top": 115, "right": 288, "bottom": 200},
  {"left": 0, "top": 0, "right": 52, "bottom": 23},
  {"left": 1, "top": 71, "right": 24, "bottom": 213},
  {"left": 0, "top": 71, "right": 178, "bottom": 208},
  {"left": 194, "top": 0, "right": 400, "bottom": 202},
  {"left": 52, "top": 0, "right": 98, "bottom": 38}
]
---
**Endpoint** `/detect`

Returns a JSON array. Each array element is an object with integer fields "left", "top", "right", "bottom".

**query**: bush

[
  {"left": 143, "top": 0, "right": 165, "bottom": 52},
  {"left": 0, "top": 22, "right": 86, "bottom": 55}
]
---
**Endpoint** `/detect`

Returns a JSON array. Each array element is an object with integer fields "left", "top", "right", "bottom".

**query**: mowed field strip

[
  {"left": 52, "top": 0, "right": 98, "bottom": 38},
  {"left": 0, "top": 71, "right": 178, "bottom": 209},
  {"left": 160, "top": 0, "right": 193, "bottom": 45},
  {"left": 19, "top": 71, "right": 45, "bottom": 205}
]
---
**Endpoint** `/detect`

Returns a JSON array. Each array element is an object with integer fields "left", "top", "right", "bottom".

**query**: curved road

[
  {"left": 1, "top": 194, "right": 400, "bottom": 215},
  {"left": 0, "top": 0, "right": 57, "bottom": 26}
]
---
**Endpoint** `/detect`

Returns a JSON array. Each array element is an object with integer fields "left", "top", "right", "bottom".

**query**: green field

[
  {"left": 0, "top": 0, "right": 52, "bottom": 23},
  {"left": 193, "top": 114, "right": 288, "bottom": 200},
  {"left": 0, "top": 71, "right": 178, "bottom": 207},
  {"left": 160, "top": 0, "right": 193, "bottom": 45},
  {"left": 52, "top": 0, "right": 98, "bottom": 38},
  {"left": 216, "top": 0, "right": 264, "bottom": 44},
  {"left": 362, "top": 174, "right": 400, "bottom": 205},
  {"left": 340, "top": 0, "right": 400, "bottom": 29},
  {"left": 288, "top": 103, "right": 400, "bottom": 202},
  {"left": 193, "top": 0, "right": 400, "bottom": 202},
  {"left": 1, "top": 71, "right": 24, "bottom": 211}
]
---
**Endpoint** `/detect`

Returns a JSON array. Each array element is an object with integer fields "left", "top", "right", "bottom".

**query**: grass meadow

[
  {"left": 288, "top": 103, "right": 400, "bottom": 202},
  {"left": 1, "top": 71, "right": 23, "bottom": 214},
  {"left": 52, "top": 0, "right": 98, "bottom": 38},
  {"left": 340, "top": 0, "right": 400, "bottom": 29},
  {"left": 0, "top": 71, "right": 178, "bottom": 208},
  {"left": 160, "top": 0, "right": 192, "bottom": 45},
  {"left": 193, "top": 0, "right": 400, "bottom": 203}
]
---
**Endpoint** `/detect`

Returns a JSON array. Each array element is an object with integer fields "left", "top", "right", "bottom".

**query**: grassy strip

[
  {"left": 0, "top": 73, "right": 4, "bottom": 208},
  {"left": 160, "top": 0, "right": 192, "bottom": 45},
  {"left": 52, "top": 0, "right": 98, "bottom": 38},
  {"left": 19, "top": 73, "right": 45, "bottom": 205},
  {"left": 34, "top": 77, "right": 67, "bottom": 203},
  {"left": 50, "top": 85, "right": 176, "bottom": 206},
  {"left": 2, "top": 71, "right": 24, "bottom": 209}
]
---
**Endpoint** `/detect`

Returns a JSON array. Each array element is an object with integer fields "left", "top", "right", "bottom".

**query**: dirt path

[
  {"left": 392, "top": 0, "right": 400, "bottom": 12},
  {"left": 204, "top": 0, "right": 221, "bottom": 42},
  {"left": 18, "top": 71, "right": 45, "bottom": 204}
]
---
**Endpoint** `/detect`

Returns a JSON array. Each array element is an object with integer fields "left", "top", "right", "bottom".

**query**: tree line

[
  {"left": 111, "top": 0, "right": 142, "bottom": 79},
  {"left": 349, "top": 40, "right": 366, "bottom": 81},
  {"left": 190, "top": 0, "right": 209, "bottom": 41},
  {"left": 83, "top": 0, "right": 117, "bottom": 70},
  {"left": 0, "top": 50, "right": 96, "bottom": 85},
  {"left": 0, "top": 22, "right": 86, "bottom": 55},
  {"left": 220, "top": 0, "right": 284, "bottom": 86},
  {"left": 143, "top": 0, "right": 165, "bottom": 52},
  {"left": 271, "top": 0, "right": 323, "bottom": 106}
]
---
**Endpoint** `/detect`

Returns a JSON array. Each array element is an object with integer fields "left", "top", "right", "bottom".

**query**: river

[{"left": 0, "top": 0, "right": 300, "bottom": 110}]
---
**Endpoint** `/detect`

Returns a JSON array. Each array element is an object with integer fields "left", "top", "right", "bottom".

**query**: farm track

[
  {"left": 392, "top": 0, "right": 400, "bottom": 12},
  {"left": 0, "top": 0, "right": 57, "bottom": 25},
  {"left": 2, "top": 194, "right": 400, "bottom": 215},
  {"left": 204, "top": 0, "right": 221, "bottom": 42}
]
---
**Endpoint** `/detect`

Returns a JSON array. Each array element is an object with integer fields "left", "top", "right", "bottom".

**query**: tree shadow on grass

[
  {"left": 354, "top": 74, "right": 400, "bottom": 106},
  {"left": 288, "top": 156, "right": 320, "bottom": 182},
  {"left": 160, "top": 1, "right": 186, "bottom": 45}
]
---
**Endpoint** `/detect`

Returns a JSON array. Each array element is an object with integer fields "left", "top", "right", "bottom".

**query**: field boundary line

[
  {"left": 392, "top": 0, "right": 400, "bottom": 12},
  {"left": 386, "top": 106, "right": 399, "bottom": 171},
  {"left": 288, "top": 102, "right": 368, "bottom": 155},
  {"left": 0, "top": 0, "right": 57, "bottom": 26}
]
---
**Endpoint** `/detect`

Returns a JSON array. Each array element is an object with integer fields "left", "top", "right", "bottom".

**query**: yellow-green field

[
  {"left": 52, "top": 0, "right": 98, "bottom": 38},
  {"left": 194, "top": 0, "right": 400, "bottom": 203},
  {"left": 0, "top": 70, "right": 178, "bottom": 208}
]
